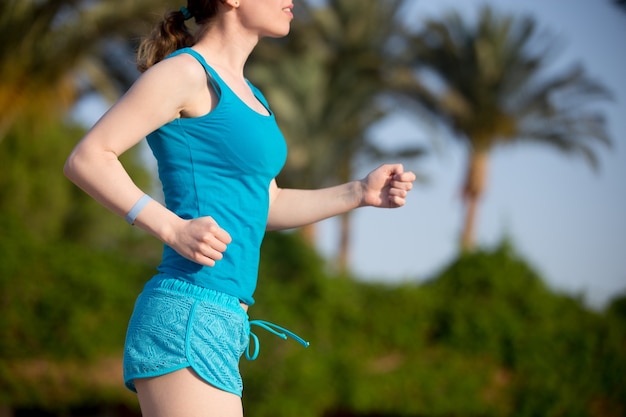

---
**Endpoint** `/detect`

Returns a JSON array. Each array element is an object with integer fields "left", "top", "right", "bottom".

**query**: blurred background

[{"left": 1, "top": 0, "right": 625, "bottom": 416}]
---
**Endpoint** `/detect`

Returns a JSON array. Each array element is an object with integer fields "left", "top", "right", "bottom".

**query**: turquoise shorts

[
  {"left": 123, "top": 275, "right": 309, "bottom": 397},
  {"left": 123, "top": 276, "right": 249, "bottom": 396}
]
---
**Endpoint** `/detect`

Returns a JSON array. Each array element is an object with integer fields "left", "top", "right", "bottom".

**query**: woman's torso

[{"left": 146, "top": 47, "right": 287, "bottom": 306}]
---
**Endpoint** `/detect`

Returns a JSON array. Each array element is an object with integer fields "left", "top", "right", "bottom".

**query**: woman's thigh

[{"left": 135, "top": 368, "right": 244, "bottom": 417}]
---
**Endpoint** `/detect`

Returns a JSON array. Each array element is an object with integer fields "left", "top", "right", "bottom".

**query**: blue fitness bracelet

[{"left": 125, "top": 194, "right": 152, "bottom": 225}]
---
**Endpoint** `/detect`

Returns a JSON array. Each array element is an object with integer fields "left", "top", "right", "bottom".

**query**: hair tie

[{"left": 179, "top": 6, "right": 193, "bottom": 20}]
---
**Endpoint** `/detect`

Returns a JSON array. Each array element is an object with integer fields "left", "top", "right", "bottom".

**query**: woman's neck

[{"left": 193, "top": 19, "right": 260, "bottom": 79}]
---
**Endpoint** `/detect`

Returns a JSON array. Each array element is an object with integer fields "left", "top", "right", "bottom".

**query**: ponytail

[{"left": 136, "top": 1, "right": 220, "bottom": 73}]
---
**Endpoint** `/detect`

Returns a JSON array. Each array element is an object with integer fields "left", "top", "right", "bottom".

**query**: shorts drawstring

[{"left": 246, "top": 320, "right": 310, "bottom": 360}]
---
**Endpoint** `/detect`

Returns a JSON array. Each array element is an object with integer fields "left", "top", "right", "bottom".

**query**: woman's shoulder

[
  {"left": 134, "top": 52, "right": 209, "bottom": 103},
  {"left": 127, "top": 50, "right": 212, "bottom": 121},
  {"left": 154, "top": 51, "right": 207, "bottom": 82}
]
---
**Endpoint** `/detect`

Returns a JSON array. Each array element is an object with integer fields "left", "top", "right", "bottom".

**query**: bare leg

[{"left": 135, "top": 368, "right": 244, "bottom": 417}]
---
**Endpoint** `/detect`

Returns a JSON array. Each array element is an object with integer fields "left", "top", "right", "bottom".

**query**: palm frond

[{"left": 402, "top": 4, "right": 612, "bottom": 169}]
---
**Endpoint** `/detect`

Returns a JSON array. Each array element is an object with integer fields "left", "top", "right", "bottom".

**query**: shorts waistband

[{"left": 144, "top": 275, "right": 243, "bottom": 311}]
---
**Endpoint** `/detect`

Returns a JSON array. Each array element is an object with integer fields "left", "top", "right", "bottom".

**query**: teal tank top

[{"left": 146, "top": 48, "right": 287, "bottom": 305}]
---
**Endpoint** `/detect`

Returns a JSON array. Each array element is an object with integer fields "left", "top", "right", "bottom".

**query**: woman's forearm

[
  {"left": 63, "top": 145, "right": 181, "bottom": 245},
  {"left": 266, "top": 181, "right": 363, "bottom": 231},
  {"left": 265, "top": 164, "right": 416, "bottom": 231}
]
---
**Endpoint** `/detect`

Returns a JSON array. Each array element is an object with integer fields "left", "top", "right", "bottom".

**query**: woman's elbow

[
  {"left": 63, "top": 145, "right": 95, "bottom": 185},
  {"left": 63, "top": 149, "right": 82, "bottom": 182}
]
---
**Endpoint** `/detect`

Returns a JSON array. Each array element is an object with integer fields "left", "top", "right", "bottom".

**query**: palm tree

[
  {"left": 0, "top": 0, "right": 182, "bottom": 247},
  {"left": 248, "top": 0, "right": 425, "bottom": 273},
  {"left": 0, "top": 0, "right": 172, "bottom": 139},
  {"left": 400, "top": 6, "right": 612, "bottom": 251}
]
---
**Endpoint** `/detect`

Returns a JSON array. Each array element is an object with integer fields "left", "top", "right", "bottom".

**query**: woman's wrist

[
  {"left": 132, "top": 201, "right": 184, "bottom": 246},
  {"left": 355, "top": 179, "right": 370, "bottom": 208},
  {"left": 125, "top": 194, "right": 153, "bottom": 225}
]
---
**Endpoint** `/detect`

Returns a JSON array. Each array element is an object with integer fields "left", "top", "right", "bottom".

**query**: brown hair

[{"left": 136, "top": 0, "right": 221, "bottom": 73}]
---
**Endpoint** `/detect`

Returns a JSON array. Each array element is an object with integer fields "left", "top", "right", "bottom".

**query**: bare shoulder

[
  {"left": 127, "top": 52, "right": 210, "bottom": 113},
  {"left": 149, "top": 52, "right": 207, "bottom": 89},
  {"left": 166, "top": 52, "right": 206, "bottom": 76},
  {"left": 145, "top": 52, "right": 216, "bottom": 118}
]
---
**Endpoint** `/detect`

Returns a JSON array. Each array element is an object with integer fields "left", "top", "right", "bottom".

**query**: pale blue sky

[{"left": 317, "top": 0, "right": 626, "bottom": 309}]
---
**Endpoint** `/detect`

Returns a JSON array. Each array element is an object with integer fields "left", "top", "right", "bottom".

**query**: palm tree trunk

[
  {"left": 460, "top": 149, "right": 489, "bottom": 251},
  {"left": 461, "top": 190, "right": 480, "bottom": 252},
  {"left": 335, "top": 156, "right": 354, "bottom": 276},
  {"left": 298, "top": 223, "right": 317, "bottom": 246},
  {"left": 337, "top": 212, "right": 351, "bottom": 275}
]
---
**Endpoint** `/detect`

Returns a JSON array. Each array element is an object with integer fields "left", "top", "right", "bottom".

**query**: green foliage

[
  {"left": 0, "top": 116, "right": 159, "bottom": 408},
  {"left": 0, "top": 255, "right": 146, "bottom": 406},
  {"left": 241, "top": 237, "right": 626, "bottom": 417},
  {"left": 421, "top": 244, "right": 625, "bottom": 417},
  {"left": 1, "top": 228, "right": 624, "bottom": 416},
  {"left": 0, "top": 217, "right": 154, "bottom": 408},
  {"left": 0, "top": 118, "right": 154, "bottom": 251},
  {"left": 0, "top": 235, "right": 148, "bottom": 361}
]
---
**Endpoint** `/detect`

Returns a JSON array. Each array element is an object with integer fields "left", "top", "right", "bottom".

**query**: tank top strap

[
  {"left": 248, "top": 82, "right": 270, "bottom": 109},
  {"left": 168, "top": 47, "right": 224, "bottom": 97}
]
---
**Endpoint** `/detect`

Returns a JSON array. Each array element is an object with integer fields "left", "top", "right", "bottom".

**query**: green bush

[
  {"left": 1, "top": 228, "right": 624, "bottom": 416},
  {"left": 241, "top": 238, "right": 626, "bottom": 417}
]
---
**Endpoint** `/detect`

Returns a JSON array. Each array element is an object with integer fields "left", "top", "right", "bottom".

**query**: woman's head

[{"left": 136, "top": 0, "right": 221, "bottom": 73}]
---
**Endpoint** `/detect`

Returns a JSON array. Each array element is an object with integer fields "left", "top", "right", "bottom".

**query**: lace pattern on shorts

[{"left": 123, "top": 277, "right": 248, "bottom": 396}]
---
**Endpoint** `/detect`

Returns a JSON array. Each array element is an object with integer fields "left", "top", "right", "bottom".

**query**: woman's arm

[
  {"left": 266, "top": 163, "right": 416, "bottom": 231},
  {"left": 64, "top": 54, "right": 232, "bottom": 266}
]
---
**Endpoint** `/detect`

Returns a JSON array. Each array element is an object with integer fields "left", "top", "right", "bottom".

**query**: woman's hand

[
  {"left": 360, "top": 164, "right": 416, "bottom": 208},
  {"left": 169, "top": 216, "right": 232, "bottom": 267}
]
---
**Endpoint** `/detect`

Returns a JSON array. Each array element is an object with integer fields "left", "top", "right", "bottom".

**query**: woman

[{"left": 64, "top": 0, "right": 416, "bottom": 416}]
